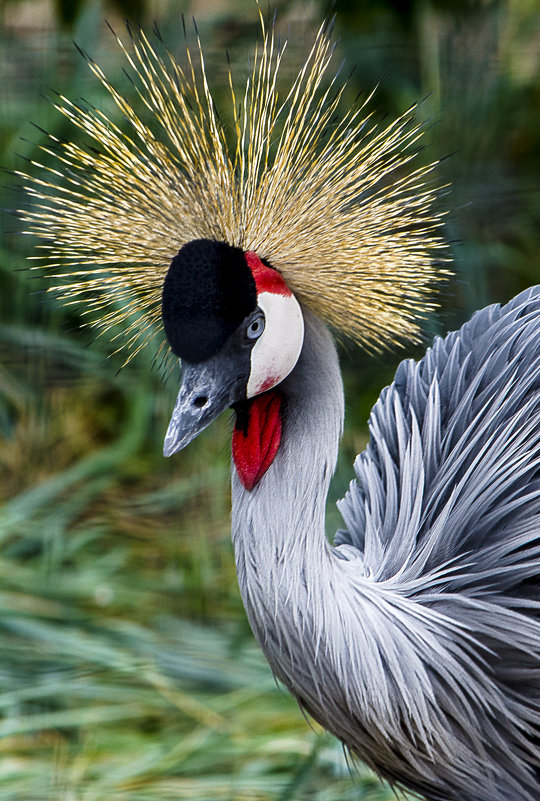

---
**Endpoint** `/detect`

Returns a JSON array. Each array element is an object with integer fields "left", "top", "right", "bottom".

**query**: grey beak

[{"left": 163, "top": 358, "right": 247, "bottom": 457}]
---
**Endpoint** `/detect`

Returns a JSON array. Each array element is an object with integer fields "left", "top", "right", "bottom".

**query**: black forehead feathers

[{"left": 161, "top": 239, "right": 257, "bottom": 363}]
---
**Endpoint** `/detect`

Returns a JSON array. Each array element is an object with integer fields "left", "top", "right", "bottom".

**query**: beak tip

[
  {"left": 163, "top": 429, "right": 183, "bottom": 458},
  {"left": 163, "top": 440, "right": 184, "bottom": 458},
  {"left": 163, "top": 421, "right": 182, "bottom": 458},
  {"left": 163, "top": 416, "right": 199, "bottom": 457}
]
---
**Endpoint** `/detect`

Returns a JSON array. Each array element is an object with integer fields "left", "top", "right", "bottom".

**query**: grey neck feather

[
  {"left": 232, "top": 307, "right": 343, "bottom": 565},
  {"left": 231, "top": 309, "right": 343, "bottom": 695}
]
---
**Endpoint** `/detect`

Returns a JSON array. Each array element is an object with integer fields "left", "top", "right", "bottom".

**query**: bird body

[
  {"left": 19, "top": 13, "right": 540, "bottom": 801},
  {"left": 231, "top": 291, "right": 540, "bottom": 801}
]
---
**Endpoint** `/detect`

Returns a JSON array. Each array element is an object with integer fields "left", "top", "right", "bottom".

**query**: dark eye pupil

[{"left": 250, "top": 321, "right": 259, "bottom": 332}]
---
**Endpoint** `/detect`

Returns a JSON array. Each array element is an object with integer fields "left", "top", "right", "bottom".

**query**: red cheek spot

[
  {"left": 259, "top": 375, "right": 279, "bottom": 393},
  {"left": 232, "top": 389, "right": 283, "bottom": 491},
  {"left": 245, "top": 251, "right": 292, "bottom": 297}
]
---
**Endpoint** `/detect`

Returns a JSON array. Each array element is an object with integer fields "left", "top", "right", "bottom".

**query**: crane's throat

[{"left": 232, "top": 390, "right": 283, "bottom": 491}]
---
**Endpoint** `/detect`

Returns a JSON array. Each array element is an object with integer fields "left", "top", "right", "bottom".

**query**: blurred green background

[{"left": 0, "top": 0, "right": 538, "bottom": 799}]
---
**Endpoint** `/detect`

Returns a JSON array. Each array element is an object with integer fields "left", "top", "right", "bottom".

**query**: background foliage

[{"left": 0, "top": 0, "right": 538, "bottom": 799}]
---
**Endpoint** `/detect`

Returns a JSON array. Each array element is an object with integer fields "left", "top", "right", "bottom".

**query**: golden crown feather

[{"left": 18, "top": 10, "right": 448, "bottom": 365}]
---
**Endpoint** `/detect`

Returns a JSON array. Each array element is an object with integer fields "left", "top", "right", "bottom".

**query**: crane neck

[{"left": 231, "top": 307, "right": 344, "bottom": 616}]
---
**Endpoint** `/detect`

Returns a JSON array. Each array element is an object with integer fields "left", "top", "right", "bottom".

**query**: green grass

[
  {"left": 0, "top": 337, "right": 393, "bottom": 800},
  {"left": 0, "top": 0, "right": 538, "bottom": 799}
]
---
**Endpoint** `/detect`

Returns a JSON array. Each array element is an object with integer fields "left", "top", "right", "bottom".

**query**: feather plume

[{"left": 18, "top": 11, "right": 448, "bottom": 365}]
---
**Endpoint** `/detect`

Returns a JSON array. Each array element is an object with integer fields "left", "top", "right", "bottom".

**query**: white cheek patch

[{"left": 246, "top": 292, "right": 304, "bottom": 398}]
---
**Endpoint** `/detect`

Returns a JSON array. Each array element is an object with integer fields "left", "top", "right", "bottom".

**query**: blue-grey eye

[{"left": 247, "top": 313, "right": 265, "bottom": 340}]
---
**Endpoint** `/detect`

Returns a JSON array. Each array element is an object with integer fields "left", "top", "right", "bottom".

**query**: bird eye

[{"left": 246, "top": 313, "right": 265, "bottom": 340}]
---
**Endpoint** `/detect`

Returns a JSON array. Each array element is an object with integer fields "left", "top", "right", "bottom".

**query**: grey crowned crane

[{"left": 19, "top": 14, "right": 540, "bottom": 801}]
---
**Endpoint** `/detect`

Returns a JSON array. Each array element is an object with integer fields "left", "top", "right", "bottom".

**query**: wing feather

[
  {"left": 336, "top": 286, "right": 540, "bottom": 593},
  {"left": 334, "top": 288, "right": 540, "bottom": 796}
]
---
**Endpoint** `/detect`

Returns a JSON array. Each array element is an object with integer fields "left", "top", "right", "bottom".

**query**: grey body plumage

[{"left": 232, "top": 288, "right": 540, "bottom": 801}]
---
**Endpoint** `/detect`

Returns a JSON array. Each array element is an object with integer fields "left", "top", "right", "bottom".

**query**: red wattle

[{"left": 232, "top": 390, "right": 283, "bottom": 491}]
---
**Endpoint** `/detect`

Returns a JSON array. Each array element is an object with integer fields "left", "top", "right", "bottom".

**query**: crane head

[
  {"left": 18, "top": 17, "right": 448, "bottom": 381},
  {"left": 162, "top": 239, "right": 304, "bottom": 486}
]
